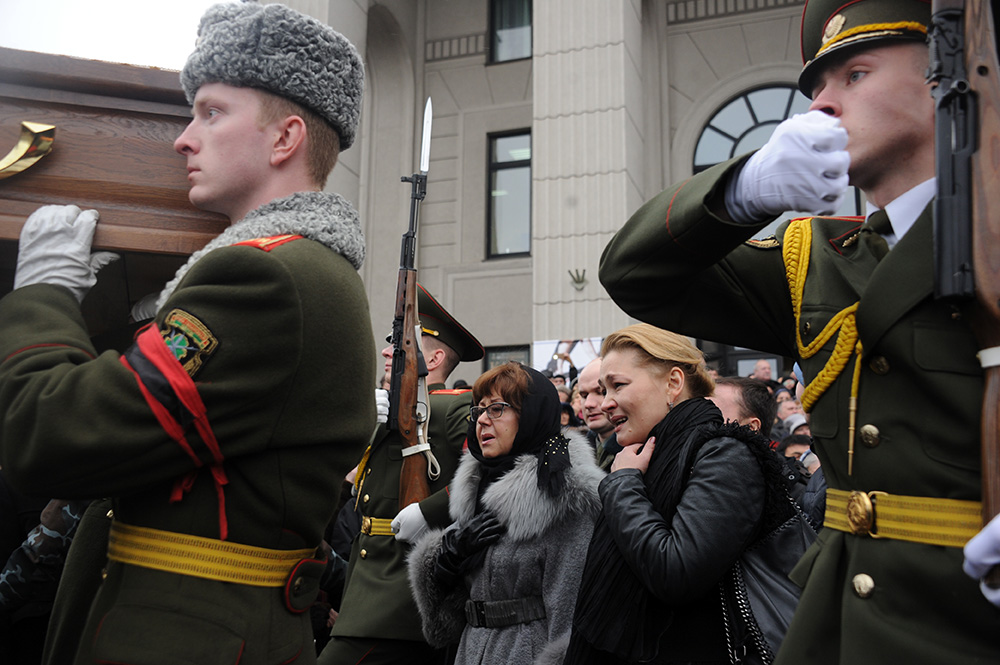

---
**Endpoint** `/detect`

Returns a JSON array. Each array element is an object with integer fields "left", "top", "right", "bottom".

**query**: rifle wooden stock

[
  {"left": 965, "top": 0, "right": 1000, "bottom": 585},
  {"left": 389, "top": 272, "right": 431, "bottom": 510}
]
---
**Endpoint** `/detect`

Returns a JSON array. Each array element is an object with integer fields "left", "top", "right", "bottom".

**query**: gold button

[
  {"left": 363, "top": 494, "right": 370, "bottom": 503},
  {"left": 293, "top": 577, "right": 303, "bottom": 593},
  {"left": 859, "top": 424, "right": 880, "bottom": 448},
  {"left": 101, "top": 568, "right": 108, "bottom": 581},
  {"left": 869, "top": 356, "right": 890, "bottom": 375},
  {"left": 106, "top": 509, "right": 115, "bottom": 519},
  {"left": 853, "top": 573, "right": 875, "bottom": 598},
  {"left": 361, "top": 516, "right": 372, "bottom": 535},
  {"left": 360, "top": 549, "right": 367, "bottom": 559},
  {"left": 803, "top": 321, "right": 811, "bottom": 335}
]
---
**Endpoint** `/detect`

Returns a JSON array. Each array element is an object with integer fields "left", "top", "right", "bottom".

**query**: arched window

[
  {"left": 693, "top": 84, "right": 862, "bottom": 218},
  {"left": 691, "top": 85, "right": 863, "bottom": 377}
]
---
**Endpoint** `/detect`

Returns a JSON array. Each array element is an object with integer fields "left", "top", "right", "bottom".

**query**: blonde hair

[
  {"left": 256, "top": 89, "right": 340, "bottom": 188},
  {"left": 600, "top": 324, "right": 715, "bottom": 398}
]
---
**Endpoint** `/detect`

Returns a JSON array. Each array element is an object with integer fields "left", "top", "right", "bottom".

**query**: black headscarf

[{"left": 466, "top": 363, "right": 572, "bottom": 506}]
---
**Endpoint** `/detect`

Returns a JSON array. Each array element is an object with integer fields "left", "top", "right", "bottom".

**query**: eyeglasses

[{"left": 469, "top": 402, "right": 513, "bottom": 422}]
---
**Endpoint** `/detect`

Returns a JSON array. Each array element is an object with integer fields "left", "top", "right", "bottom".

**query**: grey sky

[{"left": 0, "top": 0, "right": 226, "bottom": 70}]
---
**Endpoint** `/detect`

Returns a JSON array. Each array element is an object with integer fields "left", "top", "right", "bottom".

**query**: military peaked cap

[
  {"left": 799, "top": 0, "right": 931, "bottom": 96},
  {"left": 417, "top": 284, "right": 484, "bottom": 363}
]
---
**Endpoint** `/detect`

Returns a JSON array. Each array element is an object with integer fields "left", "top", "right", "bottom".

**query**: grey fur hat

[{"left": 180, "top": 1, "right": 364, "bottom": 149}]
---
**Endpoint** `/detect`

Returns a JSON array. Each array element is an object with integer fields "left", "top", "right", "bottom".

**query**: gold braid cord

[{"left": 783, "top": 219, "right": 865, "bottom": 474}]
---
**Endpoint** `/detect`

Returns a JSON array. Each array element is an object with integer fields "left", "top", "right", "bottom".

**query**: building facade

[{"left": 311, "top": 0, "right": 820, "bottom": 383}]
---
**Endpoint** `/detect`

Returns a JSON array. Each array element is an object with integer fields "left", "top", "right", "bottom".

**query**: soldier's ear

[
  {"left": 270, "top": 115, "right": 307, "bottom": 167},
  {"left": 424, "top": 347, "right": 446, "bottom": 372}
]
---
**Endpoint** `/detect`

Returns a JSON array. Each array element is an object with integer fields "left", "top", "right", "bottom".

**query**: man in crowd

[
  {"left": 750, "top": 358, "right": 773, "bottom": 383},
  {"left": 771, "top": 396, "right": 804, "bottom": 442},
  {"left": 0, "top": 3, "right": 374, "bottom": 662},
  {"left": 710, "top": 376, "right": 777, "bottom": 438},
  {"left": 322, "top": 285, "right": 483, "bottom": 664},
  {"left": 576, "top": 358, "right": 617, "bottom": 471},
  {"left": 599, "top": 0, "right": 998, "bottom": 662}
]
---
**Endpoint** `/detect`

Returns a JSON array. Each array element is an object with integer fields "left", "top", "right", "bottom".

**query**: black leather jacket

[{"left": 599, "top": 436, "right": 766, "bottom": 663}]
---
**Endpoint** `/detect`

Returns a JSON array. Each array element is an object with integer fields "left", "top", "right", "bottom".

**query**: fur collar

[
  {"left": 156, "top": 191, "right": 365, "bottom": 308},
  {"left": 448, "top": 432, "right": 604, "bottom": 542}
]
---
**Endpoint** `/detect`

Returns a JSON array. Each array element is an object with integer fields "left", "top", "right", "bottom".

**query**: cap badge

[{"left": 824, "top": 14, "right": 847, "bottom": 43}]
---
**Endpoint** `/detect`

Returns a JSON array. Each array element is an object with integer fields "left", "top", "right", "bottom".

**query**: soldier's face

[
  {"left": 174, "top": 83, "right": 277, "bottom": 222},
  {"left": 808, "top": 42, "right": 934, "bottom": 202}
]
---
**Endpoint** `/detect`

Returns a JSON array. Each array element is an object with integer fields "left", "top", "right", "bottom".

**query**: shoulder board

[
  {"left": 234, "top": 234, "right": 305, "bottom": 252},
  {"left": 430, "top": 388, "right": 472, "bottom": 395},
  {"left": 744, "top": 236, "right": 780, "bottom": 249}
]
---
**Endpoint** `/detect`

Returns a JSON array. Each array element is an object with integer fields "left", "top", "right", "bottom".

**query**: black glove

[{"left": 434, "top": 511, "right": 506, "bottom": 587}]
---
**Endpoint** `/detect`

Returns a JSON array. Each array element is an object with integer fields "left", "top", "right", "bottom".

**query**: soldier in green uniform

[
  {"left": 322, "top": 284, "right": 483, "bottom": 665},
  {"left": 599, "top": 0, "right": 1000, "bottom": 663},
  {"left": 0, "top": 3, "right": 374, "bottom": 664}
]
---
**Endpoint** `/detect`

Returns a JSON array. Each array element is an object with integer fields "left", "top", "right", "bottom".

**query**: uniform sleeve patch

[
  {"left": 160, "top": 309, "right": 218, "bottom": 378},
  {"left": 744, "top": 236, "right": 780, "bottom": 249}
]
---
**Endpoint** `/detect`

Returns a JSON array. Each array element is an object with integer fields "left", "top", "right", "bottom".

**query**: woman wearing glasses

[{"left": 408, "top": 361, "right": 603, "bottom": 665}]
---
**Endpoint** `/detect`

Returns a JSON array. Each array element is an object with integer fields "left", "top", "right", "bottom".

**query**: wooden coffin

[{"left": 0, "top": 47, "right": 228, "bottom": 337}]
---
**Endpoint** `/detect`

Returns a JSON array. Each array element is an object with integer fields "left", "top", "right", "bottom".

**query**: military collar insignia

[
  {"left": 828, "top": 221, "right": 865, "bottom": 254},
  {"left": 745, "top": 236, "right": 780, "bottom": 249},
  {"left": 841, "top": 231, "right": 862, "bottom": 248}
]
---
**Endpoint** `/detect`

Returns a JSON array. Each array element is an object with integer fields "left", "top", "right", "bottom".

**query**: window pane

[
  {"left": 491, "top": 0, "right": 532, "bottom": 62},
  {"left": 485, "top": 345, "right": 530, "bottom": 371},
  {"left": 494, "top": 134, "right": 531, "bottom": 163},
  {"left": 490, "top": 166, "right": 531, "bottom": 255},
  {"left": 694, "top": 126, "right": 734, "bottom": 169},
  {"left": 710, "top": 98, "right": 754, "bottom": 138},
  {"left": 746, "top": 88, "right": 793, "bottom": 123}
]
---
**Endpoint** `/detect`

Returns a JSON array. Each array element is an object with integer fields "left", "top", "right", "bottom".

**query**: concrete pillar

[{"left": 531, "top": 0, "right": 641, "bottom": 341}]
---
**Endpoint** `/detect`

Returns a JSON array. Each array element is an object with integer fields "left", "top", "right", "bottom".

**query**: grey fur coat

[{"left": 408, "top": 433, "right": 604, "bottom": 665}]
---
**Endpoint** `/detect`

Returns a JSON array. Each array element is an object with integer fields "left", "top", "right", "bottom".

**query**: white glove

[
  {"left": 727, "top": 110, "right": 850, "bottom": 223},
  {"left": 130, "top": 292, "right": 160, "bottom": 322},
  {"left": 14, "top": 205, "right": 119, "bottom": 303},
  {"left": 375, "top": 389, "right": 389, "bottom": 425},
  {"left": 391, "top": 502, "right": 429, "bottom": 543},
  {"left": 963, "top": 512, "right": 1000, "bottom": 607}
]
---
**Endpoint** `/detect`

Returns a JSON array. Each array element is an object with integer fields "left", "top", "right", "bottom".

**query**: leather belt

[
  {"left": 465, "top": 596, "right": 546, "bottom": 628},
  {"left": 360, "top": 516, "right": 394, "bottom": 536},
  {"left": 824, "top": 488, "right": 981, "bottom": 547},
  {"left": 107, "top": 521, "right": 314, "bottom": 587}
]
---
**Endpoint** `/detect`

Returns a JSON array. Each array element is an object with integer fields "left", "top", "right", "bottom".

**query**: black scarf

[
  {"left": 466, "top": 364, "right": 572, "bottom": 511},
  {"left": 565, "top": 397, "right": 722, "bottom": 663}
]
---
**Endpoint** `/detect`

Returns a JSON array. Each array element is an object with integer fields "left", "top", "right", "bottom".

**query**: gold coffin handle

[{"left": 0, "top": 121, "right": 56, "bottom": 180}]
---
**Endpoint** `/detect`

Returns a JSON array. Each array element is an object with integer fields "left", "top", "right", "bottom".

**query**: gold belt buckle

[
  {"left": 846, "top": 490, "right": 887, "bottom": 537},
  {"left": 361, "top": 516, "right": 372, "bottom": 536}
]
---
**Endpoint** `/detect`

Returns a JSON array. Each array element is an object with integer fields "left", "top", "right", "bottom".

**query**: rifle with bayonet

[
  {"left": 387, "top": 98, "right": 435, "bottom": 511},
  {"left": 929, "top": 0, "right": 1000, "bottom": 584}
]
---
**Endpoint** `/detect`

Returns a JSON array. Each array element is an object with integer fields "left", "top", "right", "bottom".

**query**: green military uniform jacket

[
  {"left": 331, "top": 384, "right": 472, "bottom": 643},
  {"left": 0, "top": 192, "right": 375, "bottom": 665},
  {"left": 599, "top": 157, "right": 998, "bottom": 665}
]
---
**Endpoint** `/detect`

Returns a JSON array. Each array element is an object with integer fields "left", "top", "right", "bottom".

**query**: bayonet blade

[{"left": 419, "top": 98, "right": 432, "bottom": 174}]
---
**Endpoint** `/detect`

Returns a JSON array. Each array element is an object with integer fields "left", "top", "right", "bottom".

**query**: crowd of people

[{"left": 1, "top": 0, "right": 999, "bottom": 664}]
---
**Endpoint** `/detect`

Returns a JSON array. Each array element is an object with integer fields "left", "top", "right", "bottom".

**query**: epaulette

[
  {"left": 234, "top": 234, "right": 304, "bottom": 252},
  {"left": 430, "top": 388, "right": 472, "bottom": 395}
]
